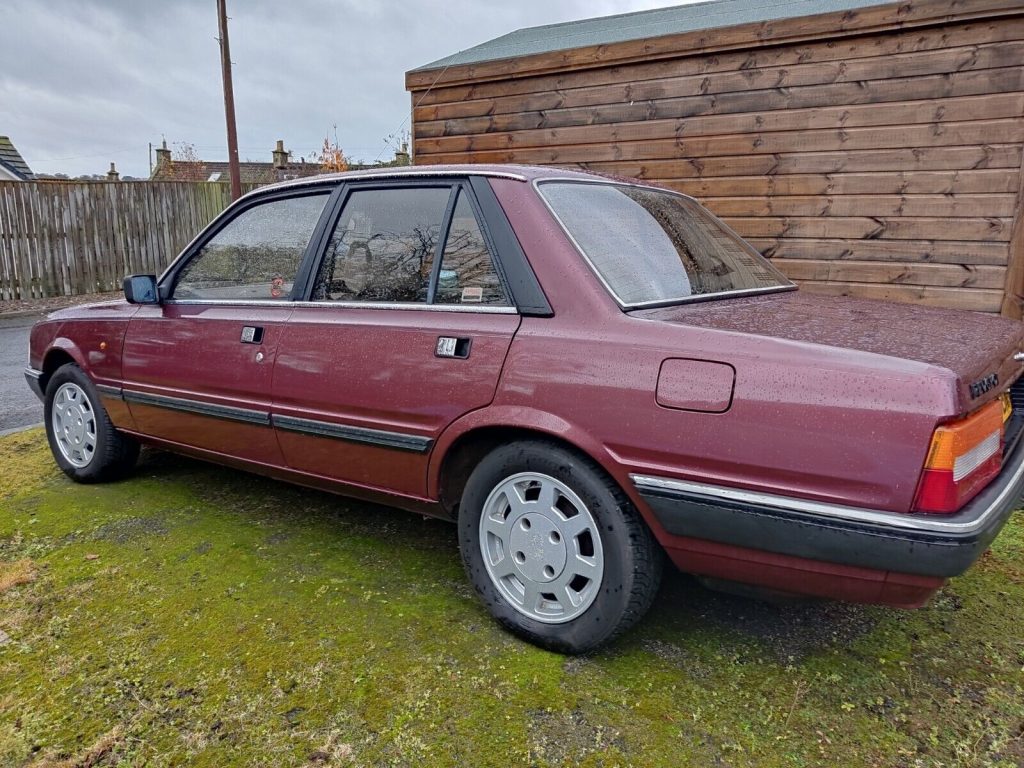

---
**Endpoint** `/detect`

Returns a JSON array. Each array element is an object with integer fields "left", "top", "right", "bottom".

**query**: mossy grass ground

[{"left": 1, "top": 429, "right": 1023, "bottom": 767}]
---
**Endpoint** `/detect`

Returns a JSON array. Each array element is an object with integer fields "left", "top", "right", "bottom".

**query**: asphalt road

[{"left": 0, "top": 314, "right": 43, "bottom": 433}]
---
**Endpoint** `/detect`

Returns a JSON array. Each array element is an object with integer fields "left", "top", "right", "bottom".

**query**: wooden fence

[{"left": 0, "top": 180, "right": 259, "bottom": 301}]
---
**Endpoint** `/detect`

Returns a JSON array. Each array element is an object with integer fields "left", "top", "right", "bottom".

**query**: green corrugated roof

[
  {"left": 412, "top": 0, "right": 890, "bottom": 72},
  {"left": 0, "top": 136, "right": 34, "bottom": 179}
]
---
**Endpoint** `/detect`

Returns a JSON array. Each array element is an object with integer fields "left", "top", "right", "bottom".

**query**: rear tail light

[{"left": 912, "top": 399, "right": 1004, "bottom": 514}]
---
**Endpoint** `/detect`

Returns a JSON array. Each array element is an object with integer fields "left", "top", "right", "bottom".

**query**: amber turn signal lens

[
  {"left": 922, "top": 400, "right": 1002, "bottom": 473},
  {"left": 914, "top": 399, "right": 1004, "bottom": 514}
]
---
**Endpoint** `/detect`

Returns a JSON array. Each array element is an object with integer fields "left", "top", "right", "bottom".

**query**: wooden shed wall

[{"left": 408, "top": 0, "right": 1024, "bottom": 314}]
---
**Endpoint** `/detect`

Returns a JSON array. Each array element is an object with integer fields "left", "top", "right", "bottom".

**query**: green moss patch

[{"left": 2, "top": 429, "right": 1023, "bottom": 766}]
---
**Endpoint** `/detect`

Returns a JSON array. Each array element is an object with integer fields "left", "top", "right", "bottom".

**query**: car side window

[
  {"left": 434, "top": 190, "right": 509, "bottom": 306},
  {"left": 173, "top": 193, "right": 329, "bottom": 301},
  {"left": 313, "top": 187, "right": 451, "bottom": 303}
]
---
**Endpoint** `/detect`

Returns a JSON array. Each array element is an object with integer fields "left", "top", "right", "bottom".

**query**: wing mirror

[{"left": 123, "top": 274, "right": 160, "bottom": 304}]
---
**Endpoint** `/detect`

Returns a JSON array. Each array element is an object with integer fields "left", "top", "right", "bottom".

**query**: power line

[
  {"left": 371, "top": 47, "right": 468, "bottom": 164},
  {"left": 35, "top": 147, "right": 141, "bottom": 162}
]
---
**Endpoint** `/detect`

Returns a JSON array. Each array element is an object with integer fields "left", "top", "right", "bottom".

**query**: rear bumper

[
  {"left": 632, "top": 433, "right": 1024, "bottom": 579},
  {"left": 24, "top": 367, "right": 44, "bottom": 401}
]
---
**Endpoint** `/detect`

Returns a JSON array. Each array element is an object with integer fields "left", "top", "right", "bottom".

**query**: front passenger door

[{"left": 122, "top": 190, "right": 332, "bottom": 465}]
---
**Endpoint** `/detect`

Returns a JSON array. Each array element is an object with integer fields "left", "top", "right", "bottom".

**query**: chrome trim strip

[
  {"left": 532, "top": 175, "right": 701, "bottom": 203},
  {"left": 256, "top": 167, "right": 529, "bottom": 197},
  {"left": 296, "top": 301, "right": 517, "bottom": 314},
  {"left": 123, "top": 390, "right": 270, "bottom": 426},
  {"left": 629, "top": 467, "right": 1024, "bottom": 536},
  {"left": 532, "top": 178, "right": 796, "bottom": 310},
  {"left": 95, "top": 384, "right": 123, "bottom": 400},
  {"left": 272, "top": 414, "right": 433, "bottom": 453},
  {"left": 24, "top": 367, "right": 42, "bottom": 380},
  {"left": 163, "top": 299, "right": 517, "bottom": 313},
  {"left": 162, "top": 299, "right": 295, "bottom": 308},
  {"left": 624, "top": 285, "right": 797, "bottom": 310},
  {"left": 158, "top": 169, "right": 529, "bottom": 293}
]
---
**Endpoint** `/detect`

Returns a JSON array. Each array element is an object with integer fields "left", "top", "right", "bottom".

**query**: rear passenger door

[{"left": 271, "top": 180, "right": 521, "bottom": 498}]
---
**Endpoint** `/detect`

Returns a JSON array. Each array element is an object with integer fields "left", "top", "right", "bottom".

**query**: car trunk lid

[{"left": 631, "top": 291, "right": 1024, "bottom": 413}]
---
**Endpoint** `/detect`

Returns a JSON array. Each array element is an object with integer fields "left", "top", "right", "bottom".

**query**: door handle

[
  {"left": 241, "top": 326, "right": 264, "bottom": 344},
  {"left": 435, "top": 336, "right": 471, "bottom": 359}
]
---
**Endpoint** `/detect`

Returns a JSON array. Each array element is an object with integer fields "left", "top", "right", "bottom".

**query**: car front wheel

[
  {"left": 44, "top": 363, "right": 139, "bottom": 483},
  {"left": 459, "top": 440, "right": 662, "bottom": 653}
]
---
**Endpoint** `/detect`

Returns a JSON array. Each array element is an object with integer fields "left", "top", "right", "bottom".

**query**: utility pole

[{"left": 217, "top": 0, "right": 241, "bottom": 200}]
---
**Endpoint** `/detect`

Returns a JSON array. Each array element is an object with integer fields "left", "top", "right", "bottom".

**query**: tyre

[
  {"left": 43, "top": 363, "right": 139, "bottom": 483},
  {"left": 458, "top": 440, "right": 662, "bottom": 653}
]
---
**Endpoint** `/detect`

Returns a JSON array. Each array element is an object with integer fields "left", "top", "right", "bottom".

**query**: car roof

[{"left": 252, "top": 164, "right": 623, "bottom": 196}]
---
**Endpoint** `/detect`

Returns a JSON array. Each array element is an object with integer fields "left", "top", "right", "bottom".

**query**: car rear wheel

[
  {"left": 44, "top": 363, "right": 139, "bottom": 483},
  {"left": 458, "top": 440, "right": 662, "bottom": 653}
]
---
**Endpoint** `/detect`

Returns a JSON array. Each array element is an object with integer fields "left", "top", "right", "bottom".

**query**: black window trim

[
  {"left": 157, "top": 175, "right": 553, "bottom": 317},
  {"left": 426, "top": 186, "right": 461, "bottom": 304},
  {"left": 157, "top": 183, "right": 342, "bottom": 303},
  {"left": 297, "top": 176, "right": 552, "bottom": 316},
  {"left": 468, "top": 176, "right": 552, "bottom": 317},
  {"left": 297, "top": 178, "right": 471, "bottom": 307}
]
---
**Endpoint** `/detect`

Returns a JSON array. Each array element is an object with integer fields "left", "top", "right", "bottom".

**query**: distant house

[
  {"left": 150, "top": 139, "right": 325, "bottom": 183},
  {"left": 0, "top": 136, "right": 34, "bottom": 180}
]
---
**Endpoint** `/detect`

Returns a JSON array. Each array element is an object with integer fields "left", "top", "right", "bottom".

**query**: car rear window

[{"left": 538, "top": 181, "right": 793, "bottom": 308}]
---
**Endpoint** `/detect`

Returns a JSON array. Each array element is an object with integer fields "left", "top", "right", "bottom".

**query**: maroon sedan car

[{"left": 26, "top": 165, "right": 1024, "bottom": 652}]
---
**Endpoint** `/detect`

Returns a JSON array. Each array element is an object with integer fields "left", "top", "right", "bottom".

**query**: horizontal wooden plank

[
  {"left": 406, "top": 0, "right": 1024, "bottom": 89},
  {"left": 773, "top": 258, "right": 1006, "bottom": 288},
  {"left": 414, "top": 92, "right": 1024, "bottom": 155},
  {"left": 415, "top": 41, "right": 1024, "bottom": 122},
  {"left": 414, "top": 66, "right": 1024, "bottom": 139},
  {"left": 796, "top": 279, "right": 1003, "bottom": 311},
  {"left": 665, "top": 170, "right": 1022, "bottom": 197},
  {"left": 576, "top": 144, "right": 1024, "bottom": 178},
  {"left": 725, "top": 216, "right": 1013, "bottom": 241},
  {"left": 415, "top": 17, "right": 1024, "bottom": 106},
  {"left": 702, "top": 194, "right": 1018, "bottom": 218},
  {"left": 418, "top": 118, "right": 1024, "bottom": 165},
  {"left": 746, "top": 237, "right": 1009, "bottom": 266}
]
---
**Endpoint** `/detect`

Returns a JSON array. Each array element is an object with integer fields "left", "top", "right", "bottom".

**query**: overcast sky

[{"left": 1, "top": 0, "right": 689, "bottom": 178}]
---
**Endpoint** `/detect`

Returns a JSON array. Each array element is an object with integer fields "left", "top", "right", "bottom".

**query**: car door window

[
  {"left": 173, "top": 193, "right": 329, "bottom": 301},
  {"left": 434, "top": 190, "right": 509, "bottom": 306},
  {"left": 313, "top": 187, "right": 451, "bottom": 303}
]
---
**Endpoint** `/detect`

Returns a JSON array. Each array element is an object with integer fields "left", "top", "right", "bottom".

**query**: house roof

[
  {"left": 412, "top": 0, "right": 889, "bottom": 72},
  {"left": 151, "top": 159, "right": 324, "bottom": 183},
  {"left": 0, "top": 136, "right": 34, "bottom": 179}
]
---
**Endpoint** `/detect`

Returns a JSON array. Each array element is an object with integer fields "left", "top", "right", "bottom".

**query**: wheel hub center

[
  {"left": 508, "top": 513, "right": 567, "bottom": 583},
  {"left": 63, "top": 405, "right": 86, "bottom": 443}
]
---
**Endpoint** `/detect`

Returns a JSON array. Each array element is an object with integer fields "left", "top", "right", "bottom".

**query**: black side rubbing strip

[
  {"left": 122, "top": 390, "right": 270, "bottom": 426},
  {"left": 95, "top": 384, "right": 124, "bottom": 400},
  {"left": 468, "top": 176, "right": 553, "bottom": 317},
  {"left": 272, "top": 414, "right": 433, "bottom": 453}
]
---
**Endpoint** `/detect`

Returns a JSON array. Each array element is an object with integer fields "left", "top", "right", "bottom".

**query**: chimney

[
  {"left": 154, "top": 139, "right": 171, "bottom": 169},
  {"left": 106, "top": 162, "right": 120, "bottom": 181},
  {"left": 272, "top": 139, "right": 289, "bottom": 169},
  {"left": 394, "top": 141, "right": 410, "bottom": 166}
]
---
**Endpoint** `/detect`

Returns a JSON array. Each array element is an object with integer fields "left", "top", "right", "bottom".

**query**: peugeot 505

[{"left": 26, "top": 165, "right": 1024, "bottom": 652}]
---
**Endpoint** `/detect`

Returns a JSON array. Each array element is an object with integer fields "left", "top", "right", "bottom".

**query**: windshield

[{"left": 538, "top": 181, "right": 794, "bottom": 307}]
